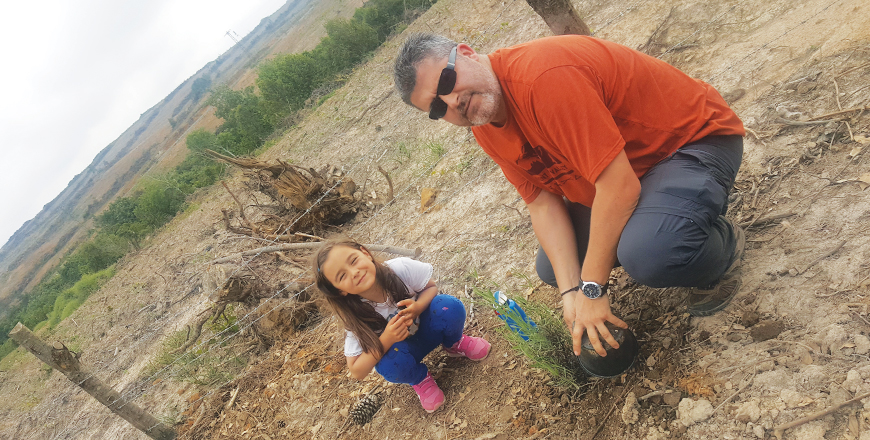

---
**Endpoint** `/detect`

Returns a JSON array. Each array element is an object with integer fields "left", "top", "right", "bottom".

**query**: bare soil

[{"left": 2, "top": 0, "right": 870, "bottom": 439}]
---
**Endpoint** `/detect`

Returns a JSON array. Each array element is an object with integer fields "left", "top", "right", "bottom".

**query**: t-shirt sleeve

[
  {"left": 385, "top": 257, "right": 433, "bottom": 293},
  {"left": 344, "top": 330, "right": 364, "bottom": 357},
  {"left": 528, "top": 66, "right": 625, "bottom": 184}
]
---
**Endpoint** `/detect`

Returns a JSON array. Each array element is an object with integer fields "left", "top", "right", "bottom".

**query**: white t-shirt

[{"left": 343, "top": 257, "right": 433, "bottom": 357}]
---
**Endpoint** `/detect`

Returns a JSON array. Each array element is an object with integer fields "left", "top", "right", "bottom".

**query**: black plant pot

[{"left": 577, "top": 322, "right": 639, "bottom": 378}]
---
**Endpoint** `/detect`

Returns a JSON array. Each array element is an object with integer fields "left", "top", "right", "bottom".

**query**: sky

[{"left": 0, "top": 0, "right": 289, "bottom": 249}]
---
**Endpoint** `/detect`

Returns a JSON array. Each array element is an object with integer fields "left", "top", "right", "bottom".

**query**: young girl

[{"left": 313, "top": 238, "right": 490, "bottom": 413}]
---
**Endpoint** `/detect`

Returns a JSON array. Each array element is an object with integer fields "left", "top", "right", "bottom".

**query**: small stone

[
  {"left": 753, "top": 424, "right": 765, "bottom": 438},
  {"left": 750, "top": 320, "right": 784, "bottom": 342},
  {"left": 727, "top": 333, "right": 743, "bottom": 342},
  {"left": 678, "top": 398, "right": 714, "bottom": 427},
  {"left": 735, "top": 400, "right": 762, "bottom": 423},
  {"left": 854, "top": 335, "right": 870, "bottom": 355},
  {"left": 663, "top": 390, "right": 682, "bottom": 406},
  {"left": 780, "top": 388, "right": 802, "bottom": 409},
  {"left": 843, "top": 370, "right": 863, "bottom": 393},
  {"left": 621, "top": 392, "right": 640, "bottom": 425}
]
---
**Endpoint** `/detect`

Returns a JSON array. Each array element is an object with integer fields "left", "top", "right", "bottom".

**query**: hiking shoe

[
  {"left": 444, "top": 335, "right": 491, "bottom": 361},
  {"left": 687, "top": 223, "right": 745, "bottom": 317},
  {"left": 412, "top": 372, "right": 445, "bottom": 413}
]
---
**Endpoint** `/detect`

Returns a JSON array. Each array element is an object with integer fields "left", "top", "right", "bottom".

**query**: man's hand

[{"left": 563, "top": 292, "right": 627, "bottom": 357}]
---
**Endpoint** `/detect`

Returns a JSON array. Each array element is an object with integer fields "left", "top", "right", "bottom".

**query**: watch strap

[{"left": 560, "top": 285, "right": 580, "bottom": 297}]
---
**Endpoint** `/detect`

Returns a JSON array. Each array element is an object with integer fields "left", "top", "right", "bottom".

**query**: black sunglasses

[{"left": 428, "top": 46, "right": 457, "bottom": 120}]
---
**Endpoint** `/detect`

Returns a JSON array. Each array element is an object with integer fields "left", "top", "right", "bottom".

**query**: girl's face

[{"left": 321, "top": 245, "right": 380, "bottom": 299}]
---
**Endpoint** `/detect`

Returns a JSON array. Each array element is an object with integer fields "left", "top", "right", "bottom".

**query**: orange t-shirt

[{"left": 472, "top": 36, "right": 745, "bottom": 206}]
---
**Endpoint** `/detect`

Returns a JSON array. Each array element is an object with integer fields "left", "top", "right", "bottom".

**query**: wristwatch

[
  {"left": 581, "top": 281, "right": 607, "bottom": 300},
  {"left": 561, "top": 280, "right": 608, "bottom": 299}
]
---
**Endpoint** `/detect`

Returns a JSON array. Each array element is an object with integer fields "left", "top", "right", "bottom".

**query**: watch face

[{"left": 582, "top": 282, "right": 602, "bottom": 299}]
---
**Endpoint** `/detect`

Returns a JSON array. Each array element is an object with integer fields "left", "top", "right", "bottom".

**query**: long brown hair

[{"left": 312, "top": 237, "right": 413, "bottom": 355}]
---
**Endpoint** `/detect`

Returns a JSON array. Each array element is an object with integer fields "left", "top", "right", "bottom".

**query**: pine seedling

[{"left": 476, "top": 288, "right": 589, "bottom": 391}]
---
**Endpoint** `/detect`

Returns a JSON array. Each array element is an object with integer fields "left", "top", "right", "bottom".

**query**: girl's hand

[
  {"left": 396, "top": 298, "right": 423, "bottom": 321},
  {"left": 381, "top": 313, "right": 412, "bottom": 347}
]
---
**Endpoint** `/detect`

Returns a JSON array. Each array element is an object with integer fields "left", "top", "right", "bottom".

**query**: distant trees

[
  {"left": 0, "top": 0, "right": 439, "bottom": 363},
  {"left": 191, "top": 75, "right": 212, "bottom": 102}
]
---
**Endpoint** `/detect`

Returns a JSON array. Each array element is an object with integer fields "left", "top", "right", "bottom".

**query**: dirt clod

[
  {"left": 749, "top": 320, "right": 785, "bottom": 342},
  {"left": 741, "top": 310, "right": 761, "bottom": 327}
]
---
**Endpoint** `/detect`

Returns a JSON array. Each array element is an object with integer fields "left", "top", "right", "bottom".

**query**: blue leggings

[
  {"left": 374, "top": 294, "right": 465, "bottom": 385},
  {"left": 536, "top": 135, "right": 744, "bottom": 288}
]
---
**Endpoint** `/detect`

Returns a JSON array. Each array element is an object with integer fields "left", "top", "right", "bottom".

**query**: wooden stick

[
  {"left": 588, "top": 380, "right": 635, "bottom": 440},
  {"left": 712, "top": 373, "right": 754, "bottom": 415},
  {"left": 739, "top": 211, "right": 796, "bottom": 228},
  {"left": 797, "top": 240, "right": 847, "bottom": 275},
  {"left": 8, "top": 323, "right": 176, "bottom": 440},
  {"left": 211, "top": 242, "right": 422, "bottom": 264},
  {"left": 221, "top": 181, "right": 252, "bottom": 230},
  {"left": 377, "top": 165, "right": 394, "bottom": 201},
  {"left": 774, "top": 117, "right": 837, "bottom": 126},
  {"left": 774, "top": 391, "right": 870, "bottom": 439},
  {"left": 808, "top": 106, "right": 870, "bottom": 121}
]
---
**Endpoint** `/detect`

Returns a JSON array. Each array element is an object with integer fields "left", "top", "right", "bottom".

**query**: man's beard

[
  {"left": 460, "top": 68, "right": 502, "bottom": 126},
  {"left": 466, "top": 91, "right": 499, "bottom": 126}
]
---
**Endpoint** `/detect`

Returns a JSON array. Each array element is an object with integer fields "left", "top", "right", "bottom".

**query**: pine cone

[{"left": 349, "top": 392, "right": 384, "bottom": 425}]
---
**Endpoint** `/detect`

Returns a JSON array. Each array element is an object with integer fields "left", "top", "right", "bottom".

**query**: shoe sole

[{"left": 688, "top": 276, "right": 743, "bottom": 317}]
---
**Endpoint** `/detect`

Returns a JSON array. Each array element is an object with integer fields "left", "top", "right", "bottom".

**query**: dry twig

[
  {"left": 588, "top": 379, "right": 635, "bottom": 440},
  {"left": 377, "top": 165, "right": 394, "bottom": 202},
  {"left": 797, "top": 240, "right": 847, "bottom": 275},
  {"left": 774, "top": 391, "right": 870, "bottom": 439},
  {"left": 211, "top": 242, "right": 421, "bottom": 264}
]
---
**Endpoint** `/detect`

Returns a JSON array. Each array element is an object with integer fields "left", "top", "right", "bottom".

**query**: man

[{"left": 393, "top": 33, "right": 746, "bottom": 358}]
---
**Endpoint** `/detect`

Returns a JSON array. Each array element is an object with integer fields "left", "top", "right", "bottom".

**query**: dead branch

[
  {"left": 712, "top": 373, "right": 755, "bottom": 415},
  {"left": 588, "top": 379, "right": 635, "bottom": 440},
  {"left": 774, "top": 391, "right": 870, "bottom": 439},
  {"left": 172, "top": 310, "right": 211, "bottom": 355},
  {"left": 351, "top": 89, "right": 394, "bottom": 124},
  {"left": 774, "top": 117, "right": 837, "bottom": 126},
  {"left": 797, "top": 240, "right": 847, "bottom": 275},
  {"left": 210, "top": 242, "right": 422, "bottom": 264},
  {"left": 835, "top": 61, "right": 870, "bottom": 78},
  {"left": 222, "top": 182, "right": 253, "bottom": 231},
  {"left": 739, "top": 211, "right": 796, "bottom": 228},
  {"left": 377, "top": 165, "right": 394, "bottom": 202},
  {"left": 808, "top": 105, "right": 870, "bottom": 121},
  {"left": 205, "top": 150, "right": 287, "bottom": 178}
]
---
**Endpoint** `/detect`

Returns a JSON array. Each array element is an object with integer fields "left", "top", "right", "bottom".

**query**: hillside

[
  {"left": 0, "top": 0, "right": 348, "bottom": 313},
  {"left": 2, "top": 0, "right": 870, "bottom": 439}
]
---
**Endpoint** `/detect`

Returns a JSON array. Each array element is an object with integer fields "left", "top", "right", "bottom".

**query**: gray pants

[{"left": 535, "top": 135, "right": 744, "bottom": 289}]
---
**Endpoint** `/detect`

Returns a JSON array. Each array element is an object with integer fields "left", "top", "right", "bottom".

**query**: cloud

[{"left": 0, "top": 0, "right": 288, "bottom": 247}]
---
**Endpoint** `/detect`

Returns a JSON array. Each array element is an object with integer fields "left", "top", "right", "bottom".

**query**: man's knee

[
  {"left": 617, "top": 238, "right": 676, "bottom": 288},
  {"left": 535, "top": 247, "right": 557, "bottom": 287},
  {"left": 617, "top": 217, "right": 706, "bottom": 287}
]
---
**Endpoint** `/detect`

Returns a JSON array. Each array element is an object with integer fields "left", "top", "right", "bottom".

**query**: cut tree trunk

[
  {"left": 8, "top": 323, "right": 176, "bottom": 440},
  {"left": 525, "top": 0, "right": 591, "bottom": 35}
]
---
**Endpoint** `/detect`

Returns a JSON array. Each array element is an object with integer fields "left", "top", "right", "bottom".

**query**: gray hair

[{"left": 393, "top": 33, "right": 457, "bottom": 105}]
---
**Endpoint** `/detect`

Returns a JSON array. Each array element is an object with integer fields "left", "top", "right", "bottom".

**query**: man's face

[{"left": 409, "top": 45, "right": 503, "bottom": 127}]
